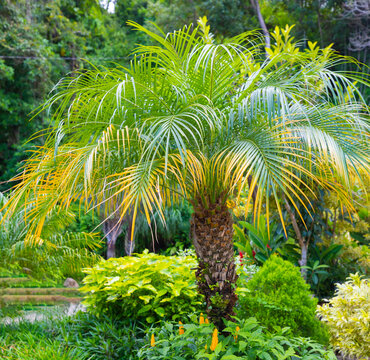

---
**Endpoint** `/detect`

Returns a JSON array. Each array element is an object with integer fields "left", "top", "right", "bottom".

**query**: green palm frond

[{"left": 1, "top": 18, "right": 369, "bottom": 241}]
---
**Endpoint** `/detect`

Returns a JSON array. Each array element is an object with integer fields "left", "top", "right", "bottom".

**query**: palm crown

[{"left": 4, "top": 19, "right": 369, "bottom": 326}]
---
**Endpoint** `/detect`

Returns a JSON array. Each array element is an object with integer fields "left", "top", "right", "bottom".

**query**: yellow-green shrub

[
  {"left": 81, "top": 251, "right": 204, "bottom": 323},
  {"left": 317, "top": 273, "right": 370, "bottom": 359}
]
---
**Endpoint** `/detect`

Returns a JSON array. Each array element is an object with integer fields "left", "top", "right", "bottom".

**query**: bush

[
  {"left": 138, "top": 315, "right": 336, "bottom": 359},
  {"left": 81, "top": 251, "right": 204, "bottom": 323},
  {"left": 236, "top": 255, "right": 329, "bottom": 344},
  {"left": 317, "top": 273, "right": 370, "bottom": 358}
]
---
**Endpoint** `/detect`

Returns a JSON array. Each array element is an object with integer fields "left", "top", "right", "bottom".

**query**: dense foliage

[
  {"left": 0, "top": 311, "right": 147, "bottom": 360},
  {"left": 237, "top": 255, "right": 328, "bottom": 344},
  {"left": 138, "top": 315, "right": 336, "bottom": 359},
  {"left": 0, "top": 193, "right": 102, "bottom": 280},
  {"left": 81, "top": 252, "right": 204, "bottom": 323},
  {"left": 317, "top": 273, "right": 370, "bottom": 358}
]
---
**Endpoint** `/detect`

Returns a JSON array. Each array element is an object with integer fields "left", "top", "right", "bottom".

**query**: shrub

[
  {"left": 81, "top": 251, "right": 204, "bottom": 323},
  {"left": 317, "top": 273, "right": 370, "bottom": 358},
  {"left": 236, "top": 255, "right": 329, "bottom": 343},
  {"left": 138, "top": 315, "right": 336, "bottom": 359}
]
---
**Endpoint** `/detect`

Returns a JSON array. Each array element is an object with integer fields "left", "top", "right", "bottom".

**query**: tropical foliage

[
  {"left": 0, "top": 193, "right": 102, "bottom": 279},
  {"left": 81, "top": 251, "right": 204, "bottom": 322},
  {"left": 317, "top": 273, "right": 370, "bottom": 358},
  {"left": 2, "top": 15, "right": 369, "bottom": 326},
  {"left": 138, "top": 315, "right": 336, "bottom": 359},
  {"left": 237, "top": 255, "right": 328, "bottom": 343}
]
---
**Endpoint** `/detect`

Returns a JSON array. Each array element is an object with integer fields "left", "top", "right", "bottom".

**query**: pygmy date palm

[{"left": 3, "top": 19, "right": 369, "bottom": 327}]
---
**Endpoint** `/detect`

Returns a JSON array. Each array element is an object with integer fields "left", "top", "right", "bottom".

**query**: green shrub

[
  {"left": 81, "top": 251, "right": 204, "bottom": 323},
  {"left": 138, "top": 316, "right": 336, "bottom": 359},
  {"left": 317, "top": 273, "right": 370, "bottom": 358},
  {"left": 236, "top": 255, "right": 329, "bottom": 344}
]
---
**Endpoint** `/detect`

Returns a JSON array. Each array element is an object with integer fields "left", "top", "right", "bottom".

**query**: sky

[{"left": 99, "top": 0, "right": 115, "bottom": 13}]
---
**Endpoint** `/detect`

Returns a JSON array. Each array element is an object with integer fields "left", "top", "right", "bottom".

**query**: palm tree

[{"left": 3, "top": 19, "right": 369, "bottom": 328}]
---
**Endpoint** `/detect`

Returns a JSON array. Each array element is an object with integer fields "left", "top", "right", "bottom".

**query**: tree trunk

[
  {"left": 191, "top": 200, "right": 237, "bottom": 330},
  {"left": 103, "top": 219, "right": 123, "bottom": 259},
  {"left": 283, "top": 196, "right": 308, "bottom": 280},
  {"left": 250, "top": 0, "right": 271, "bottom": 50},
  {"left": 299, "top": 242, "right": 308, "bottom": 278},
  {"left": 107, "top": 239, "right": 117, "bottom": 259}
]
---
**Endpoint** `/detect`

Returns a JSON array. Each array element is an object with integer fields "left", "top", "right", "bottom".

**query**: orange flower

[
  {"left": 199, "top": 313, "right": 205, "bottom": 324},
  {"left": 150, "top": 334, "right": 155, "bottom": 347},
  {"left": 210, "top": 328, "right": 218, "bottom": 351},
  {"left": 179, "top": 321, "right": 184, "bottom": 335},
  {"left": 205, "top": 318, "right": 209, "bottom": 324},
  {"left": 234, "top": 326, "right": 240, "bottom": 341}
]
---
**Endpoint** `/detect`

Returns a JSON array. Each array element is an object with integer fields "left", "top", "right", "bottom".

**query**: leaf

[
  {"left": 137, "top": 304, "right": 152, "bottom": 315},
  {"left": 255, "top": 252, "right": 268, "bottom": 263},
  {"left": 154, "top": 307, "right": 165, "bottom": 317}
]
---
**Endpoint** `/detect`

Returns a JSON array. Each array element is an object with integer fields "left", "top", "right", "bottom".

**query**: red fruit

[{"left": 252, "top": 250, "right": 256, "bottom": 257}]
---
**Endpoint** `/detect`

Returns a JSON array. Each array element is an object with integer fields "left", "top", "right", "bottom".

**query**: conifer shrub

[
  {"left": 236, "top": 255, "right": 329, "bottom": 343},
  {"left": 317, "top": 273, "right": 370, "bottom": 358}
]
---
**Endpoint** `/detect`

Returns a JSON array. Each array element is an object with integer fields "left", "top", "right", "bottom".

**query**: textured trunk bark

[{"left": 191, "top": 200, "right": 237, "bottom": 330}]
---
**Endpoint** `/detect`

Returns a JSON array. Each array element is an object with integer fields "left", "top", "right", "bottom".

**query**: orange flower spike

[
  {"left": 199, "top": 313, "right": 205, "bottom": 325},
  {"left": 150, "top": 334, "right": 155, "bottom": 347},
  {"left": 205, "top": 318, "right": 209, "bottom": 324},
  {"left": 210, "top": 328, "right": 218, "bottom": 351},
  {"left": 234, "top": 326, "right": 240, "bottom": 341},
  {"left": 179, "top": 321, "right": 184, "bottom": 335}
]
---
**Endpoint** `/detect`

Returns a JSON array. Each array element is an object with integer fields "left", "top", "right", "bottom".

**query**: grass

[{"left": 0, "top": 310, "right": 147, "bottom": 360}]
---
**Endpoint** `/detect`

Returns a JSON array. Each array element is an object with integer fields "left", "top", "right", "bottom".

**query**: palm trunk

[{"left": 191, "top": 200, "right": 237, "bottom": 330}]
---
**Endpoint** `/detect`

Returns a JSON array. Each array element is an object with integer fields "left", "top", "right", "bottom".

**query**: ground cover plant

[
  {"left": 138, "top": 315, "right": 336, "bottom": 360},
  {"left": 0, "top": 310, "right": 147, "bottom": 360},
  {"left": 2, "top": 16, "right": 369, "bottom": 330}
]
